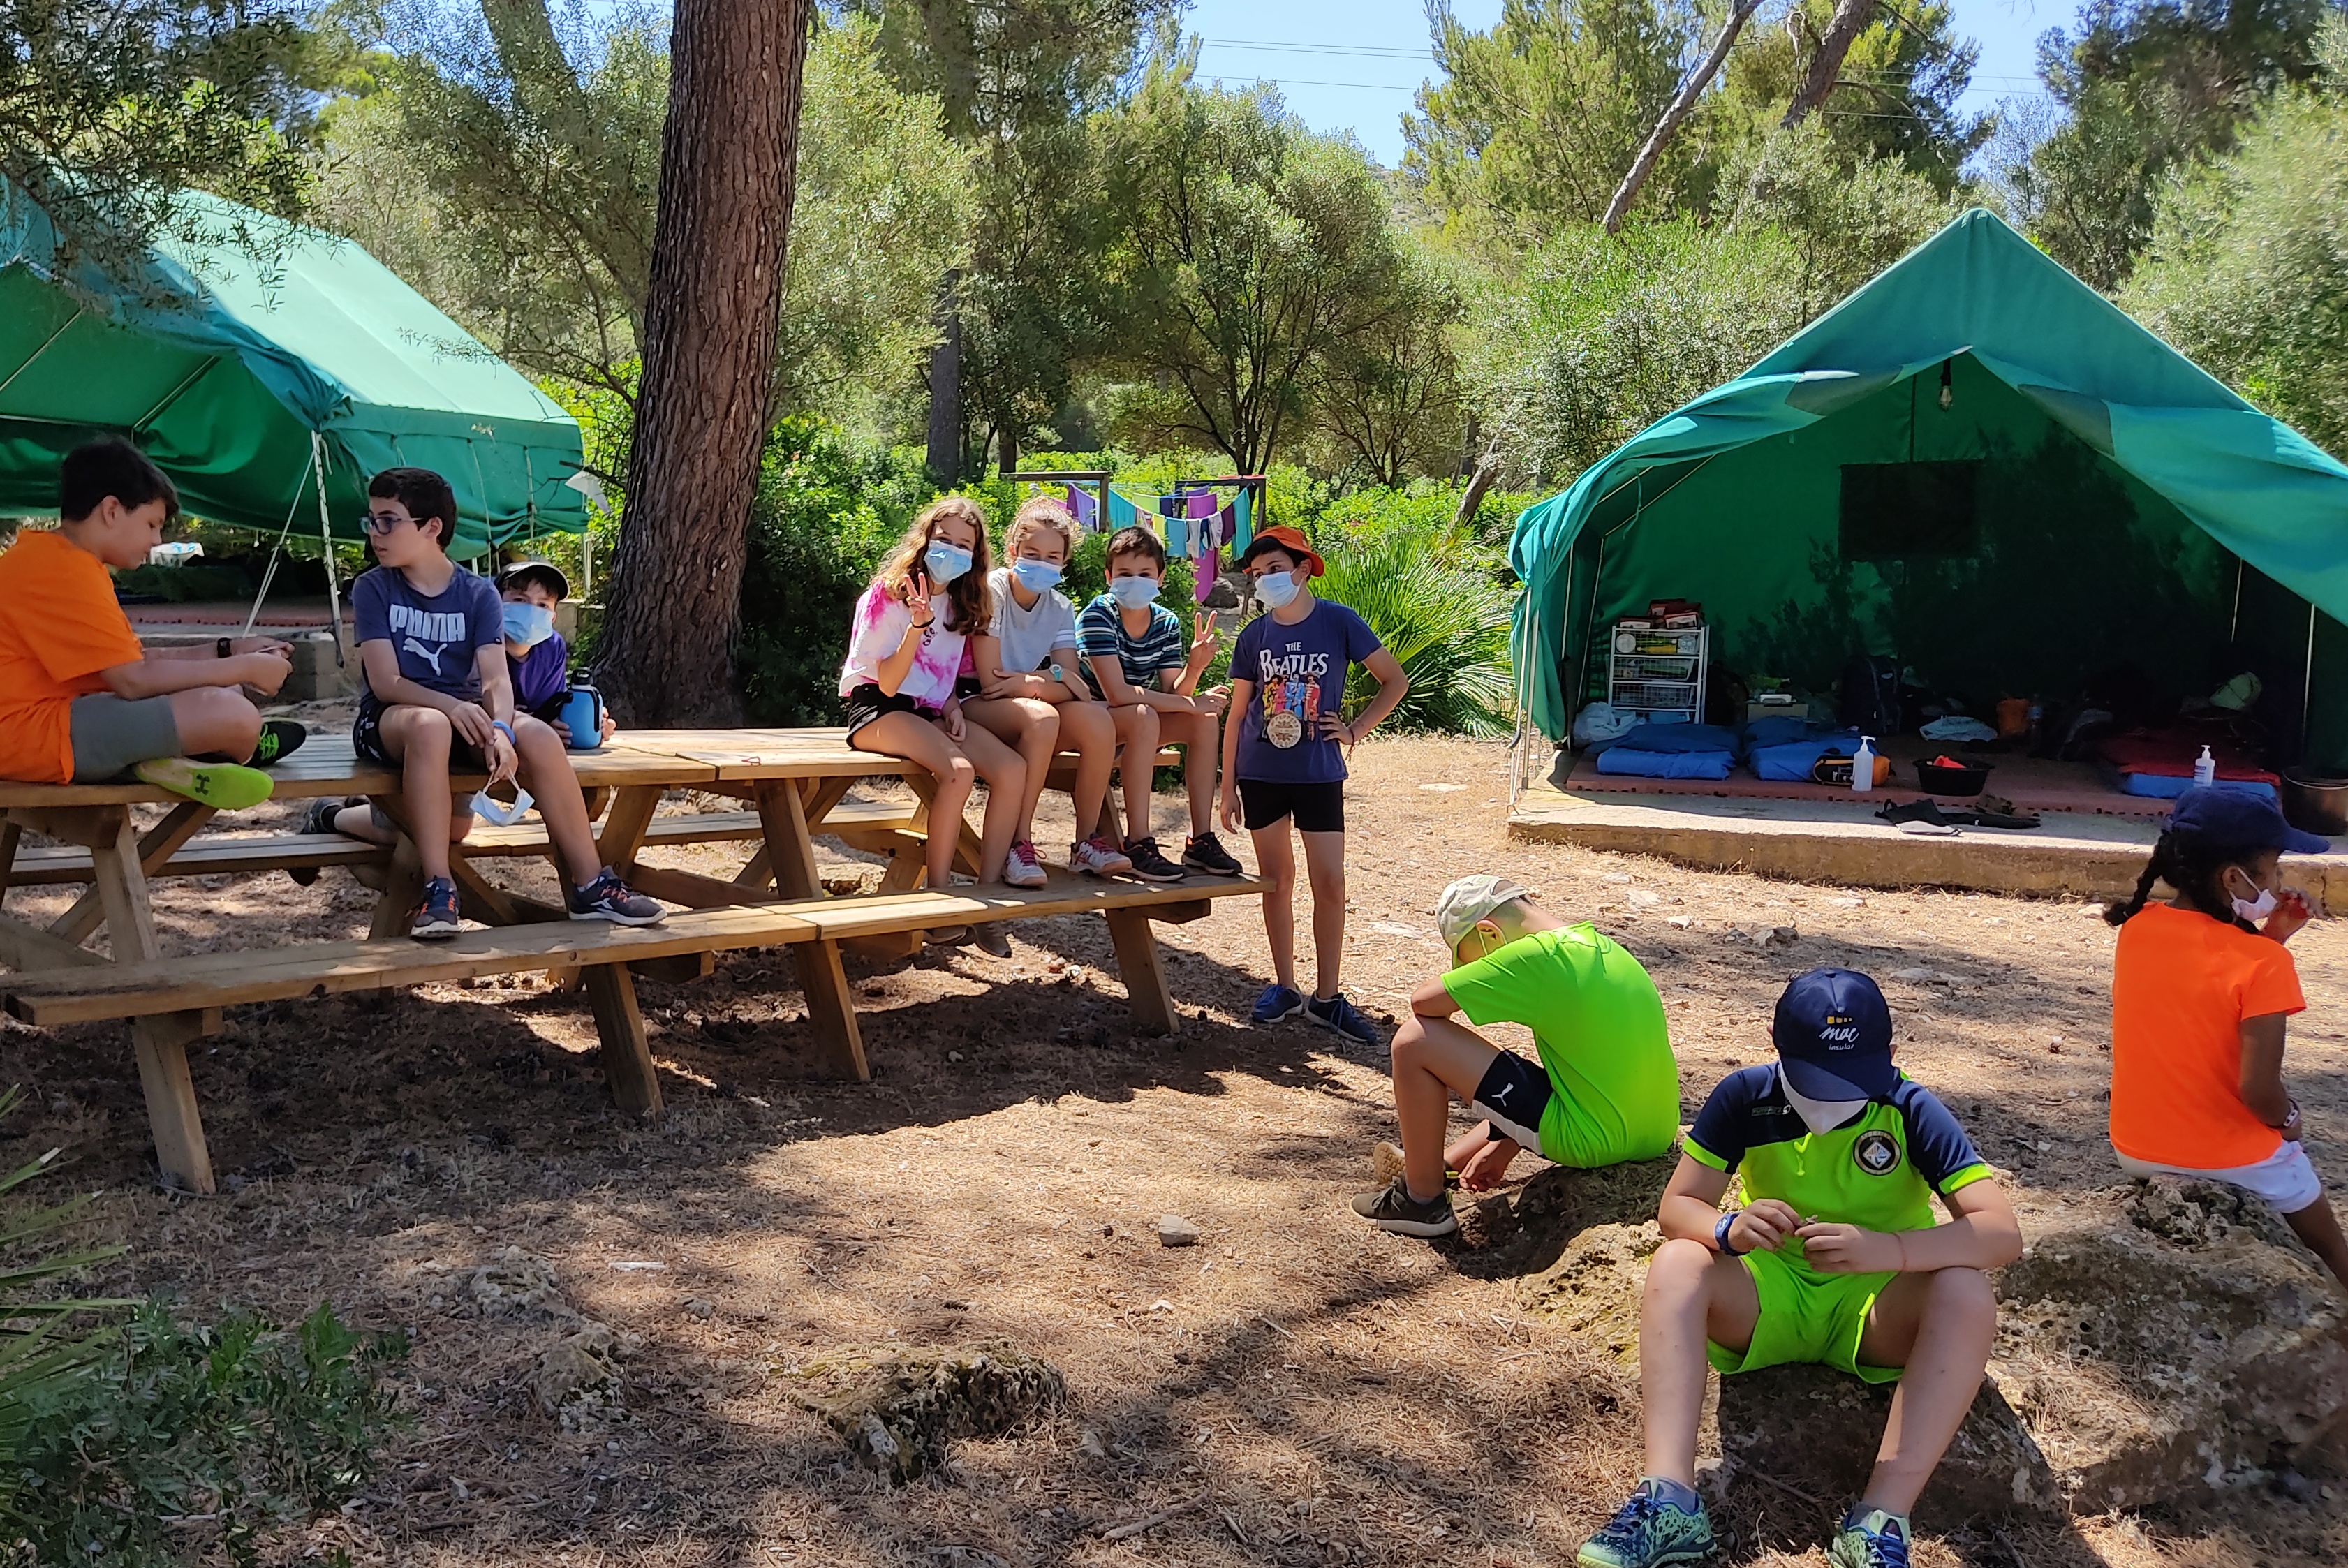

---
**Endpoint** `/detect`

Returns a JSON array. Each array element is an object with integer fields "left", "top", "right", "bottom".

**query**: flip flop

[
  {"left": 133, "top": 757, "right": 274, "bottom": 810},
  {"left": 1877, "top": 799, "right": 1950, "bottom": 827}
]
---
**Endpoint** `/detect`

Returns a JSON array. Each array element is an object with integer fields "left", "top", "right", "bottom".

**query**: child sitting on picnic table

[
  {"left": 1352, "top": 875, "right": 1680, "bottom": 1237},
  {"left": 2104, "top": 786, "right": 2348, "bottom": 1287},
  {"left": 305, "top": 467, "right": 661, "bottom": 939},
  {"left": 1072, "top": 525, "right": 1244, "bottom": 885},
  {"left": 0, "top": 438, "right": 303, "bottom": 806},
  {"left": 963, "top": 496, "right": 1131, "bottom": 881},
  {"left": 496, "top": 558, "right": 615, "bottom": 742},
  {"left": 840, "top": 496, "right": 1033, "bottom": 942},
  {"left": 1220, "top": 524, "right": 1410, "bottom": 1045},
  {"left": 1579, "top": 968, "right": 2020, "bottom": 1568}
]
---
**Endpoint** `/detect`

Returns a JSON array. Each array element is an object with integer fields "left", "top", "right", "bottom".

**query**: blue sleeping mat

[
  {"left": 1596, "top": 747, "right": 1738, "bottom": 781},
  {"left": 1751, "top": 731, "right": 1865, "bottom": 782},
  {"left": 2109, "top": 769, "right": 2280, "bottom": 805}
]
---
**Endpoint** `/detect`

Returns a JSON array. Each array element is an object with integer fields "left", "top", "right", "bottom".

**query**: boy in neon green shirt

[
  {"left": 1350, "top": 875, "right": 1681, "bottom": 1238},
  {"left": 1578, "top": 968, "right": 2022, "bottom": 1568}
]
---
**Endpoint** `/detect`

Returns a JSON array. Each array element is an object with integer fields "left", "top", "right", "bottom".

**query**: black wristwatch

[{"left": 216, "top": 637, "right": 232, "bottom": 659}]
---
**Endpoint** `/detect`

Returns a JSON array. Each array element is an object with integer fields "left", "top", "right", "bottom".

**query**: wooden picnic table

[{"left": 0, "top": 726, "right": 1262, "bottom": 1195}]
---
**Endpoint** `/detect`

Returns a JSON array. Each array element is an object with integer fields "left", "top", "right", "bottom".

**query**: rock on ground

[{"left": 783, "top": 1340, "right": 1068, "bottom": 1483}]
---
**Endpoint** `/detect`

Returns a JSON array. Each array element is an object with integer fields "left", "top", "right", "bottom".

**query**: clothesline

[{"left": 1013, "top": 473, "right": 1262, "bottom": 607}]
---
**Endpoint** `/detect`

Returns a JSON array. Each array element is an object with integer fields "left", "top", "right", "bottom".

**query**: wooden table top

[{"left": 0, "top": 727, "right": 901, "bottom": 810}]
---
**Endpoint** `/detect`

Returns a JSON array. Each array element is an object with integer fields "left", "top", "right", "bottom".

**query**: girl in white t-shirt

[
  {"left": 963, "top": 498, "right": 1132, "bottom": 884},
  {"left": 839, "top": 497, "right": 1028, "bottom": 918}
]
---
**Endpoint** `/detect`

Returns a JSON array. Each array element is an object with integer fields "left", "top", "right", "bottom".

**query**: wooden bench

[{"left": 0, "top": 875, "right": 1269, "bottom": 1119}]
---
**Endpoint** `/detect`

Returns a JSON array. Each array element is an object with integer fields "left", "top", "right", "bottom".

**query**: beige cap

[{"left": 1434, "top": 875, "right": 1533, "bottom": 949}]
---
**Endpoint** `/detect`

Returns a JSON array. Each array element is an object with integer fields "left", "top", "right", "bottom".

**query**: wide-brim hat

[{"left": 1235, "top": 525, "right": 1325, "bottom": 579}]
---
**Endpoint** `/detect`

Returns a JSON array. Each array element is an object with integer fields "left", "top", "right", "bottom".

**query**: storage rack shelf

[{"left": 1607, "top": 623, "right": 1708, "bottom": 725}]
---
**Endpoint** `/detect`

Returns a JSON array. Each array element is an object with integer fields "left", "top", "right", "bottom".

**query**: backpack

[{"left": 1839, "top": 654, "right": 1901, "bottom": 735}]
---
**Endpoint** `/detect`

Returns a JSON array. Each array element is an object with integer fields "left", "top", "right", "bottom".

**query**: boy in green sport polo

[
  {"left": 1579, "top": 968, "right": 2022, "bottom": 1568},
  {"left": 1350, "top": 875, "right": 1681, "bottom": 1238}
]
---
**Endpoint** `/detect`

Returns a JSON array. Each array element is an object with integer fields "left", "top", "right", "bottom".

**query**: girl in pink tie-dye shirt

[{"left": 840, "top": 498, "right": 1030, "bottom": 940}]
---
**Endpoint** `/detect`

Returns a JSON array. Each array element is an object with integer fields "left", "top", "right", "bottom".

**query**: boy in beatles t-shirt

[{"left": 1216, "top": 525, "right": 1409, "bottom": 1047}]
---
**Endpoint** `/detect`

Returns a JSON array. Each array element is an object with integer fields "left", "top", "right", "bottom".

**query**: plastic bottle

[
  {"left": 2193, "top": 745, "right": 2216, "bottom": 787},
  {"left": 1852, "top": 734, "right": 1877, "bottom": 794}
]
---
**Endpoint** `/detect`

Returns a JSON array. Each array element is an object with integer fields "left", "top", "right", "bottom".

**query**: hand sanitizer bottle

[
  {"left": 1852, "top": 734, "right": 1877, "bottom": 794},
  {"left": 2193, "top": 745, "right": 2216, "bottom": 787}
]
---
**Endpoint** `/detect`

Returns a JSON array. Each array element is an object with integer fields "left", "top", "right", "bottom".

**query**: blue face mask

[
  {"left": 502, "top": 602, "right": 556, "bottom": 647},
  {"left": 1254, "top": 570, "right": 1300, "bottom": 609},
  {"left": 924, "top": 542, "right": 973, "bottom": 584},
  {"left": 1109, "top": 575, "right": 1160, "bottom": 609},
  {"left": 1010, "top": 558, "right": 1063, "bottom": 593}
]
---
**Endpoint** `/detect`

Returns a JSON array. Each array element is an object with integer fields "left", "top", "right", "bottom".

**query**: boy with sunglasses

[{"left": 308, "top": 468, "right": 660, "bottom": 938}]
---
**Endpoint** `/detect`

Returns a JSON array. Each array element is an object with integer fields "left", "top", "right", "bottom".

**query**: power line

[{"left": 1198, "top": 38, "right": 1433, "bottom": 61}]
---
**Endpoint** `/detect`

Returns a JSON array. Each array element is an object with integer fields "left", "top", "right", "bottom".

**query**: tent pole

[
  {"left": 2303, "top": 600, "right": 2317, "bottom": 754},
  {"left": 239, "top": 466, "right": 311, "bottom": 638},
  {"left": 311, "top": 432, "right": 346, "bottom": 667},
  {"left": 2230, "top": 556, "right": 2244, "bottom": 642}
]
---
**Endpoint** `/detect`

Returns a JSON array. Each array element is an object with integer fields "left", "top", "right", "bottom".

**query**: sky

[{"left": 1183, "top": 0, "right": 2071, "bottom": 168}]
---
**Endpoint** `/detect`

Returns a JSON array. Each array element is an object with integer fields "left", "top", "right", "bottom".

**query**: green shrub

[
  {"left": 1308, "top": 480, "right": 1532, "bottom": 577},
  {"left": 1316, "top": 535, "right": 1514, "bottom": 735}
]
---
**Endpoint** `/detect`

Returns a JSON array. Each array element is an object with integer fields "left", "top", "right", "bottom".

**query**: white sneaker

[
  {"left": 1070, "top": 834, "right": 1133, "bottom": 878},
  {"left": 1003, "top": 839, "right": 1047, "bottom": 888}
]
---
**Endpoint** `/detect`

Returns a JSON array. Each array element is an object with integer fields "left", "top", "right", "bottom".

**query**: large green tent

[
  {"left": 0, "top": 188, "right": 588, "bottom": 559},
  {"left": 1508, "top": 208, "right": 2348, "bottom": 769}
]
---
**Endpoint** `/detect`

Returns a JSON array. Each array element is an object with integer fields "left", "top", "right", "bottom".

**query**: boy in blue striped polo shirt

[{"left": 1579, "top": 968, "right": 2021, "bottom": 1568}]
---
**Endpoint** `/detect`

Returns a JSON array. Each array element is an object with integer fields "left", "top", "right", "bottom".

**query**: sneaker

[
  {"left": 1251, "top": 982, "right": 1305, "bottom": 1023},
  {"left": 566, "top": 867, "right": 665, "bottom": 926},
  {"left": 1304, "top": 991, "right": 1382, "bottom": 1047},
  {"left": 1347, "top": 1176, "right": 1458, "bottom": 1238},
  {"left": 1181, "top": 831, "right": 1244, "bottom": 876},
  {"left": 1002, "top": 839, "right": 1047, "bottom": 889},
  {"left": 132, "top": 757, "right": 273, "bottom": 810},
  {"left": 411, "top": 876, "right": 462, "bottom": 940},
  {"left": 286, "top": 797, "right": 350, "bottom": 886},
  {"left": 1827, "top": 1509, "right": 1912, "bottom": 1568},
  {"left": 1577, "top": 1481, "right": 1715, "bottom": 1568},
  {"left": 1372, "top": 1141, "right": 1461, "bottom": 1192},
  {"left": 1123, "top": 836, "right": 1186, "bottom": 883},
  {"left": 1070, "top": 834, "right": 1133, "bottom": 878},
  {"left": 251, "top": 720, "right": 307, "bottom": 767}
]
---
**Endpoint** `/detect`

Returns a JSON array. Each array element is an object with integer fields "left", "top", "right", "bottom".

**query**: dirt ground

[{"left": 4, "top": 733, "right": 2345, "bottom": 1567}]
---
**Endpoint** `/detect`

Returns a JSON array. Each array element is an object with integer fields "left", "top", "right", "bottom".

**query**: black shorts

[
  {"left": 1469, "top": 1051, "right": 1553, "bottom": 1159},
  {"left": 353, "top": 699, "right": 487, "bottom": 771},
  {"left": 843, "top": 683, "right": 935, "bottom": 742},
  {"left": 1238, "top": 778, "right": 1345, "bottom": 833}
]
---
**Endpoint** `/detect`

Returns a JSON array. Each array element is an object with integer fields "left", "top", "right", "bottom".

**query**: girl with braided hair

[{"left": 2106, "top": 787, "right": 2348, "bottom": 1286}]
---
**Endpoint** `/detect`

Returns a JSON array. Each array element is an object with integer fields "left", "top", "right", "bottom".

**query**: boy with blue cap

[
  {"left": 2105, "top": 786, "right": 2347, "bottom": 1287},
  {"left": 1579, "top": 968, "right": 2021, "bottom": 1568}
]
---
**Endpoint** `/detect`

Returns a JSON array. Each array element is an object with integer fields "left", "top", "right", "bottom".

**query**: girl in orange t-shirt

[{"left": 2105, "top": 787, "right": 2347, "bottom": 1287}]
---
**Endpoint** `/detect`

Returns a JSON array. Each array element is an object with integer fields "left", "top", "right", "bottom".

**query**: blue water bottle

[{"left": 559, "top": 685, "right": 605, "bottom": 750}]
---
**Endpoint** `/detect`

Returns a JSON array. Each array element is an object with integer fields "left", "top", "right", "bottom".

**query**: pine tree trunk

[
  {"left": 926, "top": 270, "right": 963, "bottom": 482},
  {"left": 1604, "top": 0, "right": 1762, "bottom": 232},
  {"left": 1781, "top": 0, "right": 1879, "bottom": 128},
  {"left": 596, "top": 0, "right": 809, "bottom": 727}
]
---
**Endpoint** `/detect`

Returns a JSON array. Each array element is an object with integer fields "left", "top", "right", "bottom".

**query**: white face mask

[
  {"left": 2231, "top": 885, "right": 2279, "bottom": 922},
  {"left": 1779, "top": 1067, "right": 1868, "bottom": 1137}
]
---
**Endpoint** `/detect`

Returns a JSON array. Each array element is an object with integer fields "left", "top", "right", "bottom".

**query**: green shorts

[{"left": 1706, "top": 1246, "right": 1903, "bottom": 1384}]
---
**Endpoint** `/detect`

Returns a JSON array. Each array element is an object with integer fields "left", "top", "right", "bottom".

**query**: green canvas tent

[
  {"left": 1508, "top": 208, "right": 2348, "bottom": 769},
  {"left": 0, "top": 188, "right": 588, "bottom": 559}
]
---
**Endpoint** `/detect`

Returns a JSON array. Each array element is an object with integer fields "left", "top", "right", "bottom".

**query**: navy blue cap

[
  {"left": 2168, "top": 785, "right": 2330, "bottom": 855},
  {"left": 1772, "top": 968, "right": 1898, "bottom": 1101}
]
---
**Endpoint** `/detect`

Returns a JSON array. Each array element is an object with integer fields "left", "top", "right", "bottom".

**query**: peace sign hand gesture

[
  {"left": 1187, "top": 612, "right": 1220, "bottom": 667},
  {"left": 902, "top": 575, "right": 935, "bottom": 631}
]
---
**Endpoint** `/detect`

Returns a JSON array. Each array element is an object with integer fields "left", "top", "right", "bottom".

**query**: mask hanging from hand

[
  {"left": 924, "top": 542, "right": 974, "bottom": 584},
  {"left": 502, "top": 602, "right": 556, "bottom": 647}
]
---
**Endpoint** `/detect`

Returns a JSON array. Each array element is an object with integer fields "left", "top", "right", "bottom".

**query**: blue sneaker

[
  {"left": 1304, "top": 991, "right": 1382, "bottom": 1046},
  {"left": 410, "top": 876, "right": 462, "bottom": 940},
  {"left": 1251, "top": 983, "right": 1305, "bottom": 1023},
  {"left": 1578, "top": 1480, "right": 1715, "bottom": 1567},
  {"left": 566, "top": 866, "right": 666, "bottom": 926},
  {"left": 1827, "top": 1508, "right": 1912, "bottom": 1568}
]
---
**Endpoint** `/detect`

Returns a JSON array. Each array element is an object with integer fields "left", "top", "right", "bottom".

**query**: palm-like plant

[{"left": 1316, "top": 535, "right": 1516, "bottom": 736}]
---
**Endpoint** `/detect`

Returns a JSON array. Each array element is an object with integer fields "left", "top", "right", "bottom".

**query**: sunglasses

[{"left": 358, "top": 510, "right": 414, "bottom": 536}]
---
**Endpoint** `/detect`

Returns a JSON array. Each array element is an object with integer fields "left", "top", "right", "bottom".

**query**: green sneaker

[
  {"left": 1578, "top": 1480, "right": 1714, "bottom": 1567},
  {"left": 1827, "top": 1508, "right": 1913, "bottom": 1568},
  {"left": 133, "top": 757, "right": 274, "bottom": 811}
]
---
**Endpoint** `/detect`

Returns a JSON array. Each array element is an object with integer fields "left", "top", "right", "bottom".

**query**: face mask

[
  {"left": 1255, "top": 570, "right": 1300, "bottom": 609},
  {"left": 1109, "top": 575, "right": 1160, "bottom": 609},
  {"left": 924, "top": 542, "right": 973, "bottom": 584},
  {"left": 502, "top": 602, "right": 556, "bottom": 647},
  {"left": 1010, "top": 558, "right": 1062, "bottom": 593},
  {"left": 2228, "top": 873, "right": 2278, "bottom": 922},
  {"left": 1779, "top": 1069, "right": 1870, "bottom": 1137}
]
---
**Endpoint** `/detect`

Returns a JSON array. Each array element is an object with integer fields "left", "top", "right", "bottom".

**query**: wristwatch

[
  {"left": 1714, "top": 1209, "right": 1745, "bottom": 1256},
  {"left": 216, "top": 637, "right": 232, "bottom": 659}
]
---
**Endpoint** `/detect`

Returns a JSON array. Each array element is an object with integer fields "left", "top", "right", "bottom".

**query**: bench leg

[
  {"left": 133, "top": 1009, "right": 219, "bottom": 1193},
  {"left": 1105, "top": 907, "right": 1177, "bottom": 1036},
  {"left": 585, "top": 963, "right": 663, "bottom": 1118},
  {"left": 792, "top": 938, "right": 870, "bottom": 1081}
]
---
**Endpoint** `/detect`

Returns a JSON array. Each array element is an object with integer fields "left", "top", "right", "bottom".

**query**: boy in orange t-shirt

[
  {"left": 2105, "top": 786, "right": 2347, "bottom": 1287},
  {"left": 0, "top": 440, "right": 298, "bottom": 805}
]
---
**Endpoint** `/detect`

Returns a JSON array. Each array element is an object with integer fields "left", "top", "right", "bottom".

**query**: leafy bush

[
  {"left": 3, "top": 1303, "right": 408, "bottom": 1568},
  {"left": 1315, "top": 535, "right": 1514, "bottom": 735},
  {"left": 1308, "top": 480, "right": 1532, "bottom": 577}
]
